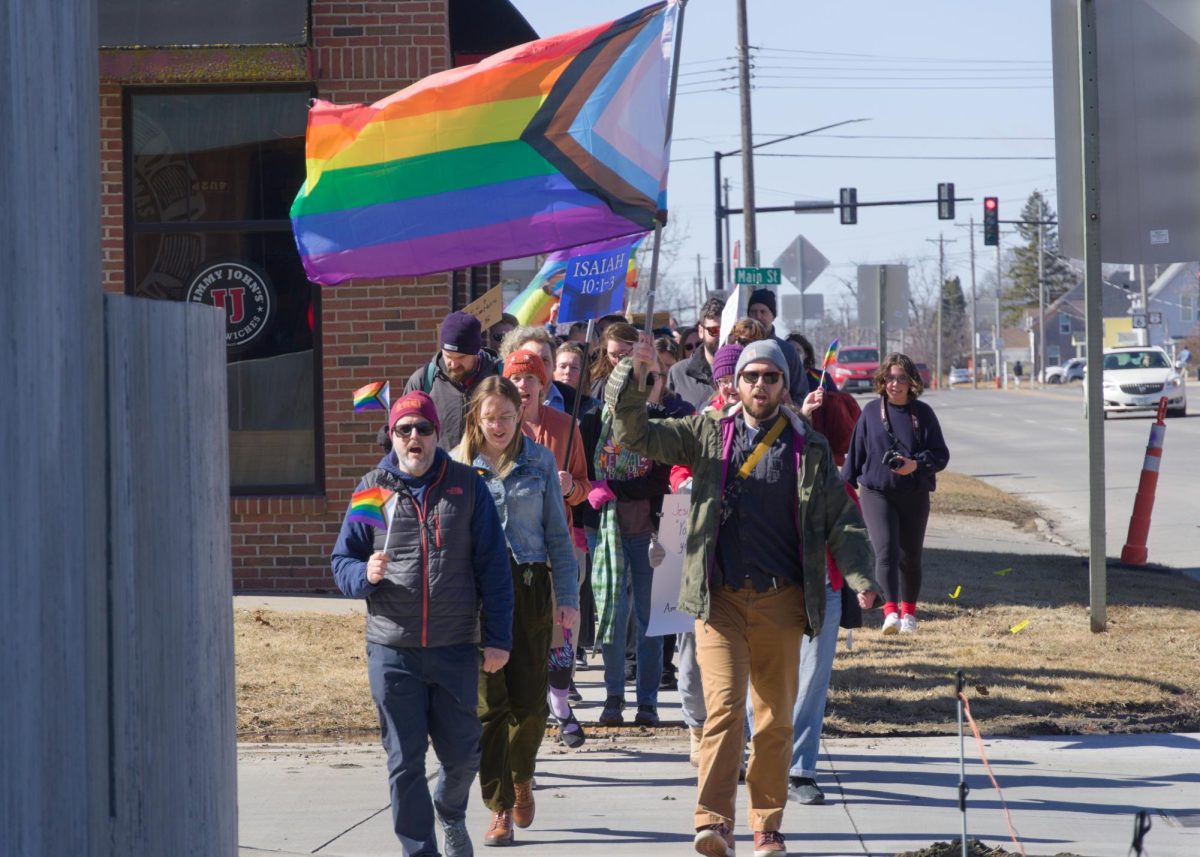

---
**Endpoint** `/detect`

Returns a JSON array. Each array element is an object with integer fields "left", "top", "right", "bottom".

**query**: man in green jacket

[{"left": 605, "top": 338, "right": 877, "bottom": 857}]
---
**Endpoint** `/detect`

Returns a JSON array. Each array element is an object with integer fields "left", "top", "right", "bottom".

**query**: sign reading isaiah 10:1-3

[{"left": 734, "top": 267, "right": 781, "bottom": 286}]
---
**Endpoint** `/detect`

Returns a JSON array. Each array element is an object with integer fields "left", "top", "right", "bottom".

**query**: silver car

[{"left": 1094, "top": 347, "right": 1187, "bottom": 417}]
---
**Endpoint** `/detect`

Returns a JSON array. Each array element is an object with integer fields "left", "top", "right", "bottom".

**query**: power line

[
  {"left": 753, "top": 152, "right": 1055, "bottom": 161},
  {"left": 751, "top": 45, "right": 1051, "bottom": 65}
]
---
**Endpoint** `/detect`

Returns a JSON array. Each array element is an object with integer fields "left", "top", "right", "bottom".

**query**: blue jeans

[
  {"left": 367, "top": 642, "right": 481, "bottom": 857},
  {"left": 599, "top": 531, "right": 663, "bottom": 706},
  {"left": 790, "top": 579, "right": 841, "bottom": 778}
]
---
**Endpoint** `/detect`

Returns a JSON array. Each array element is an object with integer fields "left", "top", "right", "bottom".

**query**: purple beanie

[
  {"left": 440, "top": 311, "right": 482, "bottom": 354},
  {"left": 711, "top": 343, "right": 744, "bottom": 381}
]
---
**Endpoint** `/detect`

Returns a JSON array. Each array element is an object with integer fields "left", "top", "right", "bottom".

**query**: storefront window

[{"left": 126, "top": 88, "right": 320, "bottom": 493}]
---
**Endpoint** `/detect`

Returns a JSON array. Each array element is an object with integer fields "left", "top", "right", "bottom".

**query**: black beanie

[{"left": 748, "top": 288, "right": 777, "bottom": 318}]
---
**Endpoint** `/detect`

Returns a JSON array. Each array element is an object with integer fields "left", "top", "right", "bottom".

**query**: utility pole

[
  {"left": 1037, "top": 219, "right": 1046, "bottom": 383},
  {"left": 969, "top": 217, "right": 978, "bottom": 388},
  {"left": 926, "top": 234, "right": 956, "bottom": 388},
  {"left": 723, "top": 178, "right": 732, "bottom": 286},
  {"left": 735, "top": 0, "right": 757, "bottom": 264},
  {"left": 695, "top": 252, "right": 703, "bottom": 309}
]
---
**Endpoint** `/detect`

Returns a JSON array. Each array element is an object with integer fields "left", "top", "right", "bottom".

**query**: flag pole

[
  {"left": 639, "top": 0, "right": 686, "bottom": 389},
  {"left": 562, "top": 318, "right": 595, "bottom": 467}
]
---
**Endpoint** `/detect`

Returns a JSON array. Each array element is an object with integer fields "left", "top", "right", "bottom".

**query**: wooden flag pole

[{"left": 639, "top": 0, "right": 686, "bottom": 389}]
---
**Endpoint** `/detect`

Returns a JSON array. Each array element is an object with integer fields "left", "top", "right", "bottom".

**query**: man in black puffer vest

[{"left": 332, "top": 391, "right": 512, "bottom": 857}]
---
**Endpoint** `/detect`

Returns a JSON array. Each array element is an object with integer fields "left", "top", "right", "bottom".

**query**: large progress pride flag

[{"left": 291, "top": 1, "right": 678, "bottom": 285}]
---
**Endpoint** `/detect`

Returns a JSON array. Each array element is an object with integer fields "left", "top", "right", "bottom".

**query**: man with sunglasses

[
  {"left": 403, "top": 310, "right": 499, "bottom": 451},
  {"left": 604, "top": 338, "right": 878, "bottom": 857},
  {"left": 668, "top": 296, "right": 726, "bottom": 411},
  {"left": 332, "top": 390, "right": 513, "bottom": 857}
]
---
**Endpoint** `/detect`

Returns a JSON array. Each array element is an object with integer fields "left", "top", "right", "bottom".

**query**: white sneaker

[
  {"left": 881, "top": 612, "right": 900, "bottom": 635},
  {"left": 899, "top": 614, "right": 918, "bottom": 634}
]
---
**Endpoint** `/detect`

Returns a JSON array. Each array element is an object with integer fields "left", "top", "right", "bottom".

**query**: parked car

[
  {"left": 914, "top": 362, "right": 933, "bottom": 388},
  {"left": 948, "top": 367, "right": 973, "bottom": 385},
  {"left": 1044, "top": 357, "right": 1086, "bottom": 384},
  {"left": 1088, "top": 346, "right": 1187, "bottom": 418},
  {"left": 829, "top": 346, "right": 879, "bottom": 393}
]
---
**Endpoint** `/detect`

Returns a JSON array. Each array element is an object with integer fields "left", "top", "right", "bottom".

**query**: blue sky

[{"left": 515, "top": 0, "right": 1058, "bottom": 321}]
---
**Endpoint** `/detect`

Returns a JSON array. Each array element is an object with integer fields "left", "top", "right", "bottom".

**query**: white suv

[{"left": 1095, "top": 346, "right": 1187, "bottom": 417}]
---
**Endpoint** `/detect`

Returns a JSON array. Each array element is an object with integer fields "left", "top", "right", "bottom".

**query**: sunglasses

[
  {"left": 393, "top": 421, "right": 436, "bottom": 437},
  {"left": 703, "top": 324, "right": 721, "bottom": 337},
  {"left": 739, "top": 371, "right": 782, "bottom": 386}
]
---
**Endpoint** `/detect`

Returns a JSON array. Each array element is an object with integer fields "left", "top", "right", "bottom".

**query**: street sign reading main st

[{"left": 734, "top": 267, "right": 781, "bottom": 286}]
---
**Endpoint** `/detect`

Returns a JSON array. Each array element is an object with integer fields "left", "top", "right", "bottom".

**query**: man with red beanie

[
  {"left": 404, "top": 310, "right": 499, "bottom": 450},
  {"left": 332, "top": 390, "right": 512, "bottom": 857}
]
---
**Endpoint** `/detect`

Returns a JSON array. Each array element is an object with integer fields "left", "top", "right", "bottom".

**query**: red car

[
  {"left": 915, "top": 362, "right": 933, "bottom": 388},
  {"left": 829, "top": 346, "right": 879, "bottom": 393}
]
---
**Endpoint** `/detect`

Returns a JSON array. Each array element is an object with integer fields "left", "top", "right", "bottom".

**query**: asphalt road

[{"left": 868, "top": 382, "right": 1200, "bottom": 572}]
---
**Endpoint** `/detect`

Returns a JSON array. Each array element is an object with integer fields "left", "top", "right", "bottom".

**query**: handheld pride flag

[
  {"left": 506, "top": 234, "right": 645, "bottom": 326},
  {"left": 818, "top": 338, "right": 839, "bottom": 391},
  {"left": 352, "top": 381, "right": 390, "bottom": 412},
  {"left": 291, "top": 2, "right": 680, "bottom": 285},
  {"left": 347, "top": 486, "right": 395, "bottom": 531}
]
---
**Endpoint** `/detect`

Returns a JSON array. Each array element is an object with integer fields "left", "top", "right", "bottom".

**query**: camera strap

[
  {"left": 879, "top": 396, "right": 919, "bottom": 452},
  {"left": 720, "top": 414, "right": 788, "bottom": 523}
]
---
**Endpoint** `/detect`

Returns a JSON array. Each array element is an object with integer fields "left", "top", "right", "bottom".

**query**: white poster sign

[
  {"left": 718, "top": 283, "right": 743, "bottom": 349},
  {"left": 646, "top": 493, "right": 697, "bottom": 637}
]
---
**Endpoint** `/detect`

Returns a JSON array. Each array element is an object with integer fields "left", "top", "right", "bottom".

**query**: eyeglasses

[
  {"left": 739, "top": 371, "right": 782, "bottom": 386},
  {"left": 394, "top": 421, "right": 436, "bottom": 437},
  {"left": 683, "top": 342, "right": 697, "bottom": 353},
  {"left": 491, "top": 333, "right": 506, "bottom": 342},
  {"left": 702, "top": 324, "right": 721, "bottom": 337},
  {"left": 884, "top": 374, "right": 910, "bottom": 385},
  {"left": 716, "top": 376, "right": 736, "bottom": 389}
]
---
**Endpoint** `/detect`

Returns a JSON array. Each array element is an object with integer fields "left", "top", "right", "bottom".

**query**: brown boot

[
  {"left": 484, "top": 810, "right": 513, "bottom": 846},
  {"left": 689, "top": 726, "right": 703, "bottom": 768},
  {"left": 512, "top": 780, "right": 535, "bottom": 828}
]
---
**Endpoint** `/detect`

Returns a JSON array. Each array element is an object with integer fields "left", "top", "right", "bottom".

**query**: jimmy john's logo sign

[{"left": 186, "top": 261, "right": 273, "bottom": 349}]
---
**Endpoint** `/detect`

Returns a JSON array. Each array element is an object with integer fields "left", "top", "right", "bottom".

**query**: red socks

[{"left": 900, "top": 601, "right": 917, "bottom": 617}]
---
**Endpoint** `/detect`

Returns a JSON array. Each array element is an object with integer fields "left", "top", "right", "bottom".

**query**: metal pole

[
  {"left": 723, "top": 178, "right": 733, "bottom": 283},
  {"left": 970, "top": 217, "right": 979, "bottom": 388},
  {"left": 937, "top": 234, "right": 945, "bottom": 388},
  {"left": 956, "top": 671, "right": 970, "bottom": 857},
  {"left": 713, "top": 152, "right": 724, "bottom": 292},
  {"left": 1038, "top": 219, "right": 1046, "bottom": 383},
  {"left": 1080, "top": 0, "right": 1107, "bottom": 631},
  {"left": 735, "top": 0, "right": 757, "bottom": 264},
  {"left": 878, "top": 265, "right": 888, "bottom": 358},
  {"left": 995, "top": 241, "right": 1003, "bottom": 383}
]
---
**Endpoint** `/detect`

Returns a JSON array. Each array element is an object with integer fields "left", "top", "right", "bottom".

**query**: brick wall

[{"left": 99, "top": 2, "right": 458, "bottom": 591}]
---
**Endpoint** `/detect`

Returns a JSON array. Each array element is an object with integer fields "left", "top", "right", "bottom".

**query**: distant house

[
  {"left": 1024, "top": 275, "right": 1136, "bottom": 365},
  {"left": 1145, "top": 263, "right": 1200, "bottom": 351}
]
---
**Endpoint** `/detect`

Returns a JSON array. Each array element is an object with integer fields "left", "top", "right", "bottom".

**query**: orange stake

[{"left": 1120, "top": 397, "right": 1169, "bottom": 565}]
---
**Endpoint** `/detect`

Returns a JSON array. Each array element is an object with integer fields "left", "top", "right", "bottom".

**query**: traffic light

[
  {"left": 983, "top": 196, "right": 999, "bottom": 245},
  {"left": 937, "top": 182, "right": 955, "bottom": 220},
  {"left": 840, "top": 187, "right": 857, "bottom": 225}
]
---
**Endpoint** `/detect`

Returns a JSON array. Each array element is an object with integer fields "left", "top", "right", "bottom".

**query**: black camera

[{"left": 882, "top": 449, "right": 904, "bottom": 471}]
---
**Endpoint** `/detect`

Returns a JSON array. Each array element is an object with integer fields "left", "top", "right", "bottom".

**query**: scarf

[{"left": 590, "top": 406, "right": 653, "bottom": 646}]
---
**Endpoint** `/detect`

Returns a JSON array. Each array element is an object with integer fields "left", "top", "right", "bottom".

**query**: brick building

[{"left": 98, "top": 0, "right": 535, "bottom": 590}]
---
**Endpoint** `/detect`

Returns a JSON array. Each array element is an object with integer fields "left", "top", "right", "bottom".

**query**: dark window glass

[{"left": 126, "top": 88, "right": 320, "bottom": 494}]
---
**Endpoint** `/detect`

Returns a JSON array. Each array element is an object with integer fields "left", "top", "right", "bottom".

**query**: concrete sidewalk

[
  {"left": 234, "top": 515, "right": 1199, "bottom": 856},
  {"left": 237, "top": 728, "right": 1200, "bottom": 856}
]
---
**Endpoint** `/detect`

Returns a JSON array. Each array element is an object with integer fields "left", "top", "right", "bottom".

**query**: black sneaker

[
  {"left": 598, "top": 695, "right": 624, "bottom": 726},
  {"left": 558, "top": 711, "right": 586, "bottom": 749},
  {"left": 788, "top": 776, "right": 825, "bottom": 805},
  {"left": 567, "top": 680, "right": 583, "bottom": 703},
  {"left": 659, "top": 670, "right": 678, "bottom": 691},
  {"left": 633, "top": 704, "right": 659, "bottom": 727},
  {"left": 624, "top": 665, "right": 636, "bottom": 684}
]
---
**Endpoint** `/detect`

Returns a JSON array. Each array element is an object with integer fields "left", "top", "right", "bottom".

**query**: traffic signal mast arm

[{"left": 722, "top": 194, "right": 974, "bottom": 216}]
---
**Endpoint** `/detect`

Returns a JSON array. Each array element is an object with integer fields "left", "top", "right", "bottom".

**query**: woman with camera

[{"left": 842, "top": 353, "right": 949, "bottom": 635}]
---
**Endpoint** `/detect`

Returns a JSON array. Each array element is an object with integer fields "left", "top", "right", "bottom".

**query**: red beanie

[
  {"left": 388, "top": 391, "right": 441, "bottom": 437},
  {"left": 503, "top": 349, "right": 548, "bottom": 388}
]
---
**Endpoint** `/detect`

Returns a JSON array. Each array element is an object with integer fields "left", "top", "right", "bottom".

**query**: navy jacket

[
  {"left": 331, "top": 448, "right": 513, "bottom": 651},
  {"left": 842, "top": 396, "right": 949, "bottom": 493}
]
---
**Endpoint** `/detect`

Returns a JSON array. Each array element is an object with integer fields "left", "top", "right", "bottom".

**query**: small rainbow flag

[
  {"left": 822, "top": 338, "right": 839, "bottom": 368},
  {"left": 290, "top": 2, "right": 678, "bottom": 285},
  {"left": 347, "top": 486, "right": 395, "bottom": 530},
  {"left": 353, "top": 380, "right": 390, "bottom": 412}
]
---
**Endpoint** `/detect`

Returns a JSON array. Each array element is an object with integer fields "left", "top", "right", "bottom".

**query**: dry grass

[{"left": 235, "top": 472, "right": 1200, "bottom": 740}]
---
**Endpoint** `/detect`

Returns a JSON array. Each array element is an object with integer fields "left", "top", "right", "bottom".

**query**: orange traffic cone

[{"left": 1119, "top": 398, "right": 1169, "bottom": 565}]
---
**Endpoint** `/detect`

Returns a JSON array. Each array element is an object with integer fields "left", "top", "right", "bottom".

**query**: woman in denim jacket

[{"left": 453, "top": 376, "right": 578, "bottom": 847}]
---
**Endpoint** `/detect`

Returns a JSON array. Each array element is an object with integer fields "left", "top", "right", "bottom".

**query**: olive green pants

[{"left": 478, "top": 560, "right": 552, "bottom": 811}]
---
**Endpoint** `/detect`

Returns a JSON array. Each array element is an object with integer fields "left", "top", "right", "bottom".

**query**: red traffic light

[{"left": 984, "top": 198, "right": 997, "bottom": 211}]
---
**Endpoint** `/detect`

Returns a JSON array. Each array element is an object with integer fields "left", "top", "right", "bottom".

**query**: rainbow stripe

[
  {"left": 291, "top": 2, "right": 678, "bottom": 285},
  {"left": 506, "top": 233, "right": 645, "bottom": 325},
  {"left": 352, "top": 380, "right": 390, "bottom": 412},
  {"left": 347, "top": 486, "right": 395, "bottom": 531},
  {"left": 823, "top": 338, "right": 839, "bottom": 368}
]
